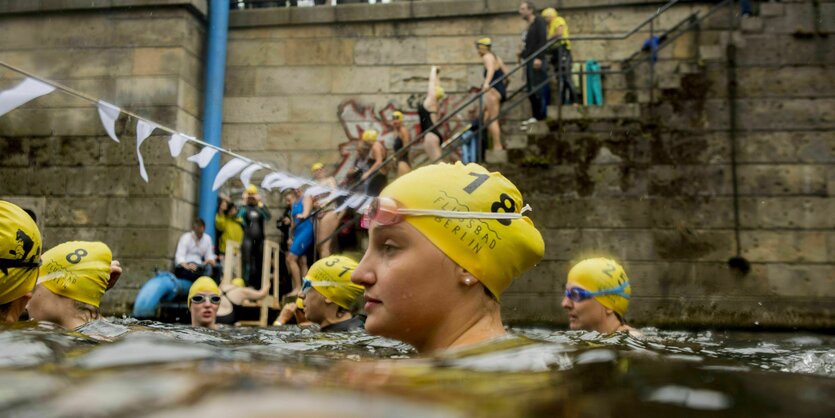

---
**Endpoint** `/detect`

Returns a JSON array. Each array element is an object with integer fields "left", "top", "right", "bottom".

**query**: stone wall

[
  {"left": 0, "top": 1, "right": 207, "bottom": 312},
  {"left": 499, "top": 0, "right": 835, "bottom": 329}
]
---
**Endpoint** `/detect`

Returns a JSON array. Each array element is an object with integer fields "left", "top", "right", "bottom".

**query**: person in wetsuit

[
  {"left": 419, "top": 66, "right": 445, "bottom": 162},
  {"left": 359, "top": 129, "right": 389, "bottom": 197},
  {"left": 391, "top": 111, "right": 412, "bottom": 177},
  {"left": 477, "top": 37, "right": 510, "bottom": 152},
  {"left": 215, "top": 277, "right": 270, "bottom": 325},
  {"left": 238, "top": 185, "right": 271, "bottom": 289}
]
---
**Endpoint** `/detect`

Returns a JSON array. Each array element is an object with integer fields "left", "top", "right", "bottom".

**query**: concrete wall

[{"left": 0, "top": 1, "right": 207, "bottom": 311}]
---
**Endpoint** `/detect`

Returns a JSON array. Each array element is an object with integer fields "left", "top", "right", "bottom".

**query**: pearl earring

[{"left": 464, "top": 278, "right": 473, "bottom": 286}]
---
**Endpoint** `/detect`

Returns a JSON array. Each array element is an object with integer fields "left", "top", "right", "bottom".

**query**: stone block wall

[
  {"left": 0, "top": 1, "right": 207, "bottom": 312},
  {"left": 499, "top": 0, "right": 834, "bottom": 329}
]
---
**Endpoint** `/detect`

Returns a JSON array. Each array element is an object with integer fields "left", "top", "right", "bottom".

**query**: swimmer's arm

[
  {"left": 482, "top": 54, "right": 497, "bottom": 91},
  {"left": 299, "top": 195, "right": 314, "bottom": 219},
  {"left": 425, "top": 66, "right": 439, "bottom": 108},
  {"left": 401, "top": 126, "right": 411, "bottom": 145},
  {"left": 240, "top": 286, "right": 269, "bottom": 301},
  {"left": 363, "top": 144, "right": 386, "bottom": 180}
]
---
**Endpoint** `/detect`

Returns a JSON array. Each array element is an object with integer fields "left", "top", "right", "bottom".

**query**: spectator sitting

[
  {"left": 299, "top": 255, "right": 365, "bottom": 332},
  {"left": 175, "top": 218, "right": 216, "bottom": 282},
  {"left": 188, "top": 276, "right": 221, "bottom": 329},
  {"left": 0, "top": 200, "right": 43, "bottom": 323},
  {"left": 215, "top": 277, "right": 270, "bottom": 325},
  {"left": 27, "top": 241, "right": 122, "bottom": 330}
]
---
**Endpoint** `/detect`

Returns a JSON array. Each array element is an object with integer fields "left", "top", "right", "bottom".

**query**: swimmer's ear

[
  {"left": 324, "top": 298, "right": 333, "bottom": 305},
  {"left": 455, "top": 265, "right": 479, "bottom": 287}
]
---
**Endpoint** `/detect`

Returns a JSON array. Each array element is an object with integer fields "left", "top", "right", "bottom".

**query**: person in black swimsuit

[
  {"left": 477, "top": 37, "right": 510, "bottom": 152},
  {"left": 391, "top": 111, "right": 412, "bottom": 177},
  {"left": 420, "top": 66, "right": 445, "bottom": 162},
  {"left": 215, "top": 278, "right": 270, "bottom": 325}
]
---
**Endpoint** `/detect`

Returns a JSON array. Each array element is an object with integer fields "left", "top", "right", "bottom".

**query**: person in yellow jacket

[
  {"left": 27, "top": 241, "right": 121, "bottom": 330},
  {"left": 216, "top": 196, "right": 244, "bottom": 260},
  {"left": 0, "top": 201, "right": 42, "bottom": 323},
  {"left": 542, "top": 7, "right": 577, "bottom": 104}
]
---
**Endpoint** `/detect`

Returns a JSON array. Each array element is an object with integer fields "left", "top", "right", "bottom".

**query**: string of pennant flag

[{"left": 0, "top": 61, "right": 371, "bottom": 214}]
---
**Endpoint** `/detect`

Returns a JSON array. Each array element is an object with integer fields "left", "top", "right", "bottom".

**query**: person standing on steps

[{"left": 519, "top": 0, "right": 549, "bottom": 124}]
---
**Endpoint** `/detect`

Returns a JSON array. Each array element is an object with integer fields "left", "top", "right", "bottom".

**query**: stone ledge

[
  {"left": 230, "top": 0, "right": 675, "bottom": 27},
  {"left": 0, "top": 0, "right": 207, "bottom": 17}
]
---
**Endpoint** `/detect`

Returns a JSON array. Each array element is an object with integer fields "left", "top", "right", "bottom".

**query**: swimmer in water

[
  {"left": 351, "top": 162, "right": 544, "bottom": 353},
  {"left": 300, "top": 255, "right": 365, "bottom": 332},
  {"left": 0, "top": 201, "right": 42, "bottom": 323},
  {"left": 27, "top": 241, "right": 122, "bottom": 330},
  {"left": 562, "top": 258, "right": 642, "bottom": 337},
  {"left": 188, "top": 276, "right": 221, "bottom": 330}
]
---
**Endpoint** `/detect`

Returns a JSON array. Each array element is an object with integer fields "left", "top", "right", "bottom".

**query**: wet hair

[
  {"left": 23, "top": 208, "right": 37, "bottom": 223},
  {"left": 74, "top": 300, "right": 100, "bottom": 322},
  {"left": 520, "top": 1, "right": 536, "bottom": 12},
  {"left": 193, "top": 218, "right": 205, "bottom": 228}
]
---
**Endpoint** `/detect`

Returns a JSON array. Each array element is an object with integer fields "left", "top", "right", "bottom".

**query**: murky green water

[{"left": 1, "top": 319, "right": 833, "bottom": 417}]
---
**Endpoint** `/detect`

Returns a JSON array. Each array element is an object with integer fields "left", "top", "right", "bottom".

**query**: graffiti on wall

[{"left": 333, "top": 89, "right": 479, "bottom": 183}]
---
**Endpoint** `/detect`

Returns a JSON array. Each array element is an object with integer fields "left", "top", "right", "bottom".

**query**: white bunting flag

[
  {"left": 320, "top": 190, "right": 349, "bottom": 207},
  {"left": 261, "top": 172, "right": 286, "bottom": 191},
  {"left": 187, "top": 147, "right": 219, "bottom": 168},
  {"left": 97, "top": 101, "right": 121, "bottom": 143},
  {"left": 240, "top": 164, "right": 263, "bottom": 188},
  {"left": 135, "top": 120, "right": 158, "bottom": 182},
  {"left": 168, "top": 133, "right": 191, "bottom": 157},
  {"left": 0, "top": 77, "right": 56, "bottom": 118},
  {"left": 212, "top": 158, "right": 250, "bottom": 191},
  {"left": 273, "top": 177, "right": 308, "bottom": 191}
]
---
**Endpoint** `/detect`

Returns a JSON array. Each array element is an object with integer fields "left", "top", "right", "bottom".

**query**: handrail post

[
  {"left": 477, "top": 94, "right": 484, "bottom": 163},
  {"left": 649, "top": 18, "right": 655, "bottom": 108}
]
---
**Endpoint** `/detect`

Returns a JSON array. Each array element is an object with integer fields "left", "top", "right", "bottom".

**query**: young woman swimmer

[
  {"left": 351, "top": 162, "right": 544, "bottom": 353},
  {"left": 562, "top": 257, "right": 642, "bottom": 337}
]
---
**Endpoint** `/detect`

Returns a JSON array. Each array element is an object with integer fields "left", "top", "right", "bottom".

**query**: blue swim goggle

[{"left": 564, "top": 281, "right": 631, "bottom": 302}]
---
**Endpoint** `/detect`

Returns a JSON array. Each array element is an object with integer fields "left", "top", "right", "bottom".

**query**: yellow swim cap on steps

[
  {"left": 567, "top": 258, "right": 631, "bottom": 318},
  {"left": 0, "top": 201, "right": 42, "bottom": 305},
  {"left": 188, "top": 276, "right": 220, "bottom": 307},
  {"left": 39, "top": 241, "right": 112, "bottom": 308},
  {"left": 362, "top": 129, "right": 378, "bottom": 142},
  {"left": 306, "top": 255, "right": 364, "bottom": 311},
  {"left": 380, "top": 162, "right": 544, "bottom": 298}
]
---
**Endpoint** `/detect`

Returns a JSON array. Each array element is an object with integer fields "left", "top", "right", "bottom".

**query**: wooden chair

[{"left": 237, "top": 240, "right": 281, "bottom": 327}]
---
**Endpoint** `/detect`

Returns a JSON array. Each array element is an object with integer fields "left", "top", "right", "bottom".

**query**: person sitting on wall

[
  {"left": 300, "top": 255, "right": 365, "bottom": 332},
  {"left": 0, "top": 200, "right": 42, "bottom": 323},
  {"left": 26, "top": 241, "right": 122, "bottom": 330},
  {"left": 215, "top": 277, "right": 270, "bottom": 325},
  {"left": 188, "top": 276, "right": 221, "bottom": 330},
  {"left": 174, "top": 218, "right": 216, "bottom": 282},
  {"left": 561, "top": 258, "right": 642, "bottom": 337}
]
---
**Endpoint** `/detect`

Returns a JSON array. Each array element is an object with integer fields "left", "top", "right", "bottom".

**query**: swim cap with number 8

[
  {"left": 380, "top": 162, "right": 544, "bottom": 298},
  {"left": 38, "top": 241, "right": 112, "bottom": 308}
]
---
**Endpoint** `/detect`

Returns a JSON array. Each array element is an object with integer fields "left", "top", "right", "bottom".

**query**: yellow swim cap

[
  {"left": 305, "top": 255, "right": 364, "bottom": 311},
  {"left": 231, "top": 277, "right": 246, "bottom": 288},
  {"left": 567, "top": 258, "right": 631, "bottom": 318},
  {"left": 476, "top": 37, "right": 492, "bottom": 49},
  {"left": 392, "top": 111, "right": 404, "bottom": 121},
  {"left": 246, "top": 184, "right": 258, "bottom": 195},
  {"left": 188, "top": 276, "right": 219, "bottom": 307},
  {"left": 361, "top": 129, "right": 378, "bottom": 142},
  {"left": 435, "top": 86, "right": 445, "bottom": 100},
  {"left": 39, "top": 241, "right": 112, "bottom": 308},
  {"left": 541, "top": 8, "right": 557, "bottom": 18},
  {"left": 295, "top": 296, "right": 304, "bottom": 310},
  {"left": 311, "top": 162, "right": 324, "bottom": 172},
  {"left": 0, "top": 201, "right": 42, "bottom": 305},
  {"left": 380, "top": 162, "right": 544, "bottom": 298}
]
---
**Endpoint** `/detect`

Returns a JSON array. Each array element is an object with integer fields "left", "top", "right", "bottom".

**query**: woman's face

[
  {"left": 392, "top": 119, "right": 402, "bottom": 129},
  {"left": 561, "top": 282, "right": 610, "bottom": 332},
  {"left": 352, "top": 221, "right": 461, "bottom": 347},
  {"left": 190, "top": 291, "right": 219, "bottom": 328},
  {"left": 299, "top": 288, "right": 327, "bottom": 325}
]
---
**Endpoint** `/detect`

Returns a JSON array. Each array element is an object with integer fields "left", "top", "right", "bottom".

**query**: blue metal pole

[{"left": 198, "top": 0, "right": 229, "bottom": 241}]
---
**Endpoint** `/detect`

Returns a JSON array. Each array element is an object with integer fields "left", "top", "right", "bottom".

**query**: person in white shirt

[{"left": 174, "top": 218, "right": 216, "bottom": 281}]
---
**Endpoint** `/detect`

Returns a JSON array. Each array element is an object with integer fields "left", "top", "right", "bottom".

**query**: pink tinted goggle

[{"left": 360, "top": 196, "right": 531, "bottom": 229}]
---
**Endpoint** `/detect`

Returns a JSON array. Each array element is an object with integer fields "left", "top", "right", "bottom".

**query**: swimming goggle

[
  {"left": 301, "top": 278, "right": 350, "bottom": 294},
  {"left": 190, "top": 294, "right": 221, "bottom": 305},
  {"left": 360, "top": 196, "right": 531, "bottom": 229},
  {"left": 301, "top": 279, "right": 313, "bottom": 295},
  {"left": 564, "top": 281, "right": 631, "bottom": 302}
]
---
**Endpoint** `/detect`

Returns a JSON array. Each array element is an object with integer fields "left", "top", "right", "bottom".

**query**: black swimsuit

[
  {"left": 215, "top": 289, "right": 245, "bottom": 325},
  {"left": 418, "top": 102, "right": 443, "bottom": 141},
  {"left": 393, "top": 134, "right": 410, "bottom": 164},
  {"left": 485, "top": 66, "right": 508, "bottom": 102}
]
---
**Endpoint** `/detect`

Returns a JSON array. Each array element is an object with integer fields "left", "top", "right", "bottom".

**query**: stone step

[
  {"left": 699, "top": 45, "right": 725, "bottom": 61},
  {"left": 760, "top": 2, "right": 785, "bottom": 18},
  {"left": 740, "top": 16, "right": 764, "bottom": 33},
  {"left": 484, "top": 149, "right": 508, "bottom": 164},
  {"left": 504, "top": 133, "right": 529, "bottom": 150},
  {"left": 548, "top": 104, "right": 641, "bottom": 120},
  {"left": 658, "top": 73, "right": 682, "bottom": 90}
]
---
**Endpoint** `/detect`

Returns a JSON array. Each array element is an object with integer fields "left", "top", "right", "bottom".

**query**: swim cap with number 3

[{"left": 380, "top": 162, "right": 544, "bottom": 298}]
